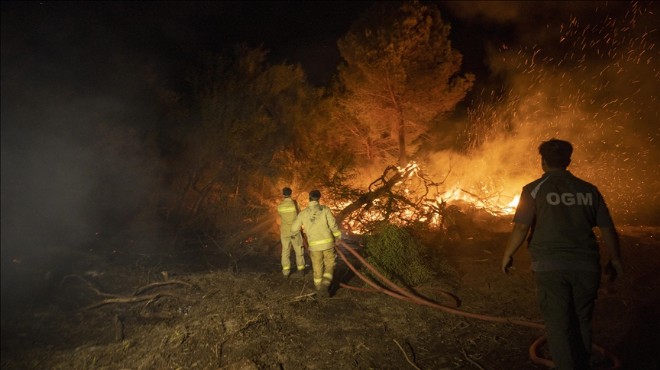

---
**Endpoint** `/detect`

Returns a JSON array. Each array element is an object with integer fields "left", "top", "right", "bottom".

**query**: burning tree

[
  {"left": 335, "top": 0, "right": 474, "bottom": 168},
  {"left": 155, "top": 1, "right": 514, "bottom": 256}
]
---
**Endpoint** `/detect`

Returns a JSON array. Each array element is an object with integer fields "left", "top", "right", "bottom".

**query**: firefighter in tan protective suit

[
  {"left": 291, "top": 190, "right": 341, "bottom": 298},
  {"left": 277, "top": 187, "right": 305, "bottom": 278}
]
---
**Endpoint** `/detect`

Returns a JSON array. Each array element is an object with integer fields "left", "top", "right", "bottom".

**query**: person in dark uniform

[{"left": 501, "top": 139, "right": 623, "bottom": 370}]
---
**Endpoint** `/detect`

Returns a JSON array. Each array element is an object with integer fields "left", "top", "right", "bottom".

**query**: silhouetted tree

[{"left": 166, "top": 45, "right": 319, "bottom": 238}]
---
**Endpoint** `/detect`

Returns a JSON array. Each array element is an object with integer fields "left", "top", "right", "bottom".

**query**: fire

[
  {"left": 438, "top": 186, "right": 520, "bottom": 216},
  {"left": 328, "top": 161, "right": 521, "bottom": 235},
  {"left": 507, "top": 194, "right": 520, "bottom": 209}
]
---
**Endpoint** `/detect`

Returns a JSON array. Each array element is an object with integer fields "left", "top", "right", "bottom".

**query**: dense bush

[{"left": 365, "top": 224, "right": 433, "bottom": 287}]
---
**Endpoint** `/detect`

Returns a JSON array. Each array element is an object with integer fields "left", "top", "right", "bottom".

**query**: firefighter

[
  {"left": 501, "top": 139, "right": 623, "bottom": 370},
  {"left": 277, "top": 187, "right": 305, "bottom": 278},
  {"left": 291, "top": 190, "right": 341, "bottom": 297}
]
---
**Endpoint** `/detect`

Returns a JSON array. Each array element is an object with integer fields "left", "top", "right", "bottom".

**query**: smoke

[
  {"left": 1, "top": 2, "right": 165, "bottom": 311},
  {"left": 431, "top": 1, "right": 659, "bottom": 225}
]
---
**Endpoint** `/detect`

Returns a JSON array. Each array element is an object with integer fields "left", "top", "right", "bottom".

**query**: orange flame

[{"left": 329, "top": 162, "right": 520, "bottom": 235}]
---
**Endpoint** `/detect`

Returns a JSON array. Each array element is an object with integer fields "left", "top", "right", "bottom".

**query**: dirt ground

[{"left": 1, "top": 222, "right": 658, "bottom": 370}]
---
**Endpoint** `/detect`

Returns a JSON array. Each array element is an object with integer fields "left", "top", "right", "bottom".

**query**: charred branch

[
  {"left": 336, "top": 165, "right": 406, "bottom": 225},
  {"left": 60, "top": 274, "right": 190, "bottom": 311},
  {"left": 336, "top": 163, "right": 449, "bottom": 234}
]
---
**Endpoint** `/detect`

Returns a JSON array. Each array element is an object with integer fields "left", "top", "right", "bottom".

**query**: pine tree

[{"left": 337, "top": 1, "right": 474, "bottom": 167}]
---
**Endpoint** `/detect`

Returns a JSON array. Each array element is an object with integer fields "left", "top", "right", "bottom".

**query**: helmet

[
  {"left": 309, "top": 190, "right": 321, "bottom": 200},
  {"left": 282, "top": 187, "right": 292, "bottom": 196}
]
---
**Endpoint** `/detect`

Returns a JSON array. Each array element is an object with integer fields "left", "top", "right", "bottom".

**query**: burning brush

[{"left": 327, "top": 162, "right": 520, "bottom": 236}]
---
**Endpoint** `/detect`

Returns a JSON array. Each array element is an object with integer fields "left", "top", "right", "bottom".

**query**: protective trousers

[
  {"left": 535, "top": 270, "right": 600, "bottom": 370},
  {"left": 309, "top": 248, "right": 335, "bottom": 289},
  {"left": 280, "top": 226, "right": 304, "bottom": 276}
]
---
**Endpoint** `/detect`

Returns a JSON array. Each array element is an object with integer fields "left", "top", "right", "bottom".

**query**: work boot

[{"left": 317, "top": 284, "right": 330, "bottom": 298}]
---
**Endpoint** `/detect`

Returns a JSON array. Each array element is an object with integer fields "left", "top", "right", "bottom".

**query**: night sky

[
  {"left": 1, "top": 1, "right": 574, "bottom": 94},
  {"left": 2, "top": 1, "right": 658, "bottom": 262}
]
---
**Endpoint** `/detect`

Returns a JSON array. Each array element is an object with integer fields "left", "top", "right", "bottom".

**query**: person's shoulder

[
  {"left": 522, "top": 176, "right": 546, "bottom": 190},
  {"left": 307, "top": 204, "right": 323, "bottom": 213},
  {"left": 321, "top": 205, "right": 337, "bottom": 216},
  {"left": 565, "top": 171, "right": 599, "bottom": 189}
]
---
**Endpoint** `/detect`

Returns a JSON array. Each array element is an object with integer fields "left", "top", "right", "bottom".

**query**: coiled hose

[{"left": 334, "top": 240, "right": 621, "bottom": 369}]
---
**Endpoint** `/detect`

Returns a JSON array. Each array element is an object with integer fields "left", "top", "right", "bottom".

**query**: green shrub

[{"left": 364, "top": 224, "right": 433, "bottom": 287}]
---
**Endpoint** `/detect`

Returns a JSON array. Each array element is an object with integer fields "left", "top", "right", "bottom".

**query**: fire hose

[{"left": 334, "top": 240, "right": 622, "bottom": 369}]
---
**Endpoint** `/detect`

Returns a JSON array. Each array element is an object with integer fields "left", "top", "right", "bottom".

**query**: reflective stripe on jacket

[
  {"left": 291, "top": 201, "right": 341, "bottom": 251},
  {"left": 277, "top": 198, "right": 299, "bottom": 231}
]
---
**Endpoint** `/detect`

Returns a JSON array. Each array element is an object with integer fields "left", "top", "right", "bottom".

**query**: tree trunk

[{"left": 397, "top": 111, "right": 407, "bottom": 166}]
